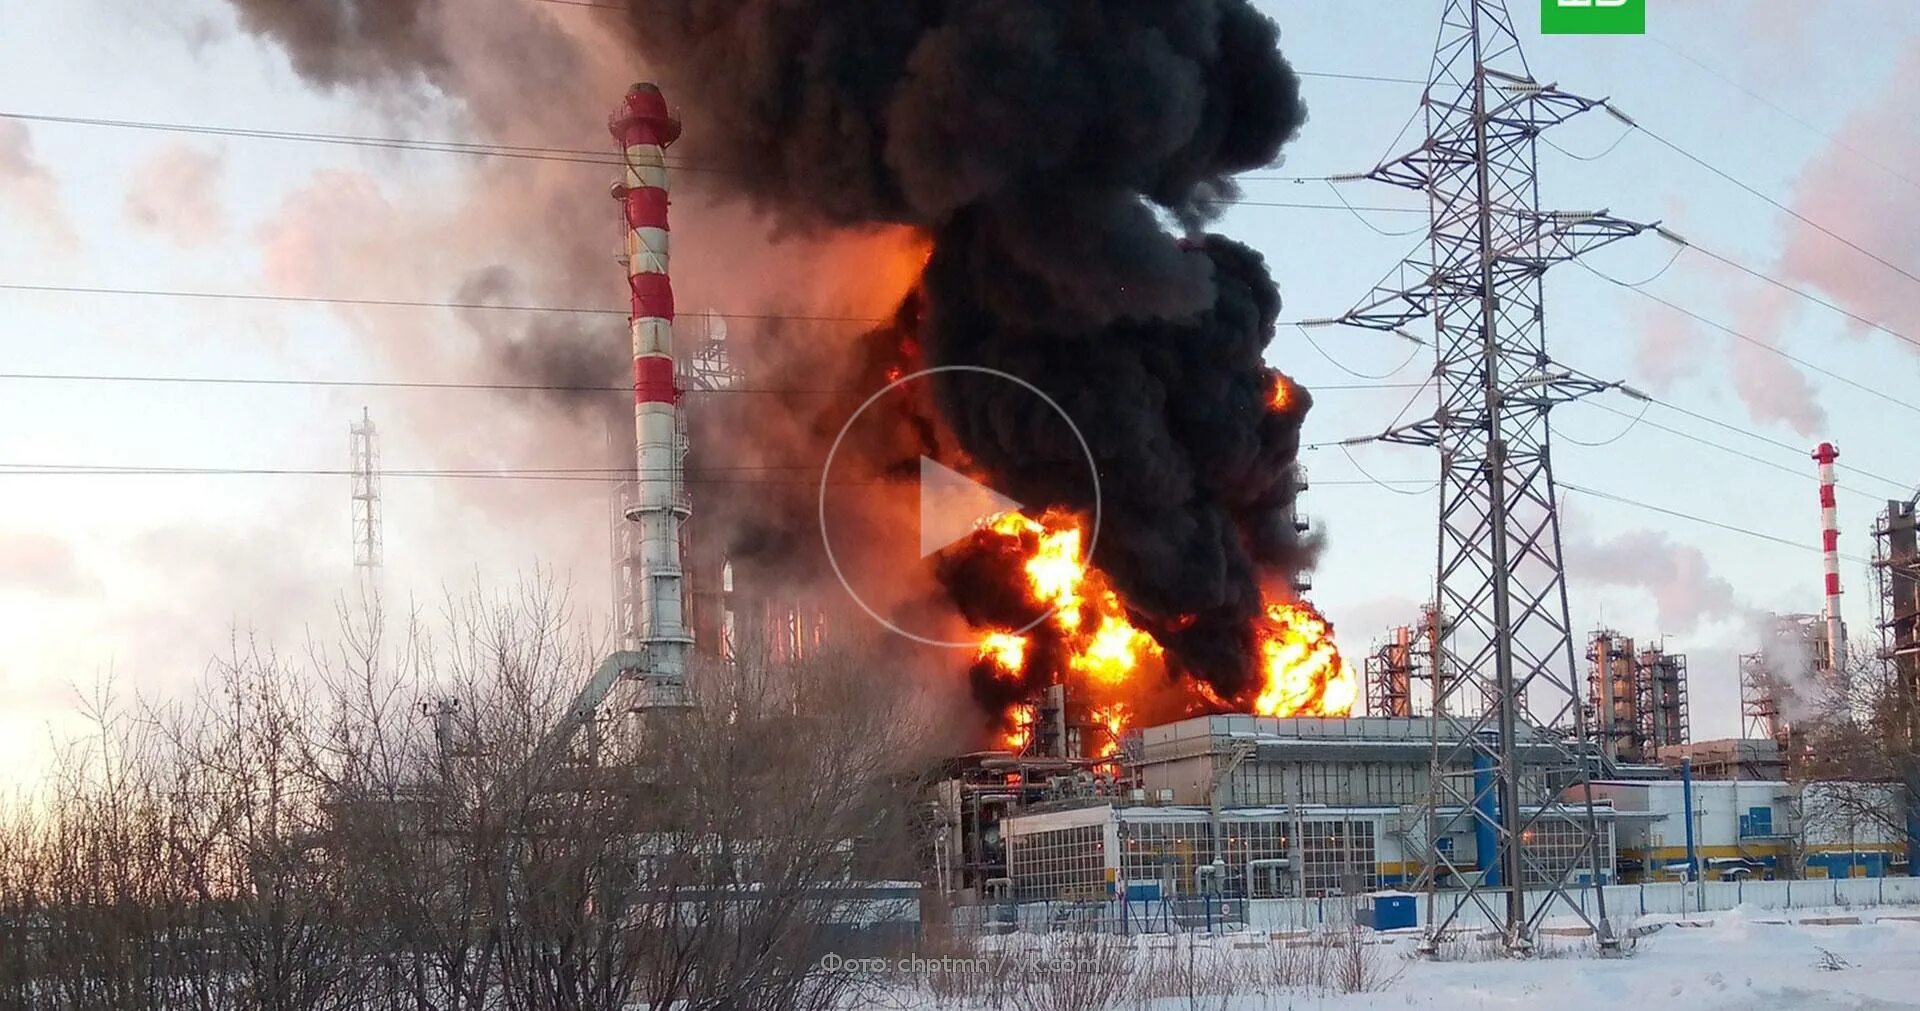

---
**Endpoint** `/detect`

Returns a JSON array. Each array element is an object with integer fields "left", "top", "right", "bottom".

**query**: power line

[
  {"left": 1337, "top": 443, "right": 1437, "bottom": 496},
  {"left": 1295, "top": 70, "right": 1427, "bottom": 86},
  {"left": 1576, "top": 259, "right": 1920, "bottom": 419},
  {"left": 1295, "top": 323, "right": 1422, "bottom": 380},
  {"left": 0, "top": 370, "right": 1421, "bottom": 396},
  {"left": 1555, "top": 397, "right": 1649, "bottom": 448},
  {"left": 1561, "top": 482, "right": 1871, "bottom": 565},
  {"left": 0, "top": 460, "right": 1425, "bottom": 489},
  {"left": 0, "top": 281, "right": 888, "bottom": 325},
  {"left": 0, "top": 109, "right": 1423, "bottom": 193},
  {"left": 1634, "top": 395, "right": 1912, "bottom": 494},
  {"left": 1618, "top": 109, "right": 1920, "bottom": 292},
  {"left": 1648, "top": 35, "right": 1920, "bottom": 196},
  {"left": 1682, "top": 240, "right": 1920, "bottom": 357}
]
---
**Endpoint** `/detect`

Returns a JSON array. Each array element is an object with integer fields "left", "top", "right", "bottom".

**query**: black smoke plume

[
  {"left": 217, "top": 0, "right": 1319, "bottom": 707},
  {"left": 626, "top": 0, "right": 1315, "bottom": 702}
]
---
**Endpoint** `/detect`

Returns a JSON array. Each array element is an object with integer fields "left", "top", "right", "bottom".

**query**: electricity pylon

[
  {"left": 350, "top": 407, "right": 382, "bottom": 602},
  {"left": 1312, "top": 0, "right": 1653, "bottom": 950}
]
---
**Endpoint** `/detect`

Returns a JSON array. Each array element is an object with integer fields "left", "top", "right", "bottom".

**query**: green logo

[{"left": 1541, "top": 0, "right": 1645, "bottom": 35}]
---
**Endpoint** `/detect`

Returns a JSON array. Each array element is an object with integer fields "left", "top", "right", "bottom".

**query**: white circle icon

[{"left": 817, "top": 366, "right": 1103, "bottom": 649}]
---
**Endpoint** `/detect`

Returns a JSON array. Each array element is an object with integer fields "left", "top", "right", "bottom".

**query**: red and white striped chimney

[
  {"left": 1813, "top": 441, "right": 1845, "bottom": 672},
  {"left": 611, "top": 83, "right": 691, "bottom": 707}
]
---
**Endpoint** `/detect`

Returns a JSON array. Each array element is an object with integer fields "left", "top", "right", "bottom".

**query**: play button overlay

[
  {"left": 818, "top": 365, "right": 1102, "bottom": 649},
  {"left": 919, "top": 456, "right": 1023, "bottom": 559}
]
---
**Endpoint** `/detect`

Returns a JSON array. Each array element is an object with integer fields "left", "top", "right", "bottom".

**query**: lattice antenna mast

[
  {"left": 350, "top": 407, "right": 382, "bottom": 599},
  {"left": 1319, "top": 0, "right": 1657, "bottom": 951}
]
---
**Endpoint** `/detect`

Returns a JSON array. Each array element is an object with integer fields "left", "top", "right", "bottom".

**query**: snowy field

[
  {"left": 1324, "top": 909, "right": 1920, "bottom": 1011},
  {"left": 877, "top": 906, "right": 1920, "bottom": 1011}
]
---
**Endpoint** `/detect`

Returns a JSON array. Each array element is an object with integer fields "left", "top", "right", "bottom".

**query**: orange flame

[
  {"left": 965, "top": 509, "right": 1353, "bottom": 749},
  {"left": 1269, "top": 373, "right": 1295, "bottom": 412},
  {"left": 977, "top": 632, "right": 1027, "bottom": 676},
  {"left": 1254, "top": 600, "right": 1359, "bottom": 717},
  {"left": 1002, "top": 703, "right": 1036, "bottom": 752}
]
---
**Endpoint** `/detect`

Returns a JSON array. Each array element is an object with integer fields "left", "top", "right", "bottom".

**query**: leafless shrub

[
  {"left": 0, "top": 577, "right": 945, "bottom": 1011},
  {"left": 1129, "top": 938, "right": 1240, "bottom": 1009},
  {"left": 1003, "top": 933, "right": 1135, "bottom": 1011},
  {"left": 1330, "top": 925, "right": 1400, "bottom": 993}
]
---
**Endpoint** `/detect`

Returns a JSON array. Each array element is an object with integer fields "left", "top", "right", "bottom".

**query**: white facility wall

[
  {"left": 1882, "top": 877, "right": 1920, "bottom": 905},
  {"left": 978, "top": 875, "right": 1920, "bottom": 936}
]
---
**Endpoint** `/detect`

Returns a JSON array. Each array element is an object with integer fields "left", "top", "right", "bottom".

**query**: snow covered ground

[
  {"left": 889, "top": 905, "right": 1920, "bottom": 1010},
  {"left": 1321, "top": 907, "right": 1920, "bottom": 1011}
]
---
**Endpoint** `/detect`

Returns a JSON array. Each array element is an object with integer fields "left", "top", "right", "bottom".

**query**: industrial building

[
  {"left": 581, "top": 81, "right": 1919, "bottom": 921},
  {"left": 940, "top": 716, "right": 1618, "bottom": 903},
  {"left": 1585, "top": 630, "right": 1690, "bottom": 766},
  {"left": 1589, "top": 779, "right": 1907, "bottom": 882},
  {"left": 1874, "top": 496, "right": 1919, "bottom": 736}
]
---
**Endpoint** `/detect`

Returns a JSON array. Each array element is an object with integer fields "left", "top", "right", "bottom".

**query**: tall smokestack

[
  {"left": 1814, "top": 441, "right": 1845, "bottom": 672},
  {"left": 613, "top": 83, "right": 691, "bottom": 708}
]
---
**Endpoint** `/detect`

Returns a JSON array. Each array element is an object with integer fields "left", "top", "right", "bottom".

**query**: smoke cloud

[
  {"left": 216, "top": 0, "right": 1320, "bottom": 710},
  {"left": 623, "top": 0, "right": 1315, "bottom": 700},
  {"left": 0, "top": 120, "right": 78, "bottom": 253},
  {"left": 1566, "top": 525, "right": 1757, "bottom": 635},
  {"left": 228, "top": 0, "right": 453, "bottom": 90},
  {"left": 124, "top": 144, "right": 228, "bottom": 246}
]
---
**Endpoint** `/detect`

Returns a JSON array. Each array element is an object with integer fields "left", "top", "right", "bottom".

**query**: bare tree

[
  {"left": 1794, "top": 654, "right": 1918, "bottom": 859},
  {"left": 0, "top": 577, "right": 946, "bottom": 1010}
]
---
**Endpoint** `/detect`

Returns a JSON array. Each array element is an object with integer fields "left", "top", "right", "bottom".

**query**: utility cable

[
  {"left": 0, "top": 460, "right": 1426, "bottom": 490},
  {"left": 0, "top": 281, "right": 888, "bottom": 325},
  {"left": 0, "top": 370, "right": 1422, "bottom": 396},
  {"left": 1590, "top": 240, "right": 1685, "bottom": 288},
  {"left": 1634, "top": 395, "right": 1911, "bottom": 493},
  {"left": 1541, "top": 124, "right": 1633, "bottom": 163},
  {"left": 1555, "top": 397, "right": 1650, "bottom": 448},
  {"left": 0, "top": 110, "right": 1411, "bottom": 191},
  {"left": 1338, "top": 444, "right": 1438, "bottom": 496},
  {"left": 1682, "top": 241, "right": 1920, "bottom": 358},
  {"left": 1296, "top": 324, "right": 1423, "bottom": 381},
  {"left": 1321, "top": 180, "right": 1427, "bottom": 237},
  {"left": 1561, "top": 482, "right": 1872, "bottom": 565},
  {"left": 1575, "top": 259, "right": 1920, "bottom": 419},
  {"left": 1649, "top": 35, "right": 1920, "bottom": 197},
  {"left": 1616, "top": 108, "right": 1920, "bottom": 292}
]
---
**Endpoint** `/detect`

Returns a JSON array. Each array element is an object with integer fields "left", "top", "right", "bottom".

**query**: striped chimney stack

[
  {"left": 611, "top": 83, "right": 691, "bottom": 708},
  {"left": 1813, "top": 441, "right": 1845, "bottom": 672}
]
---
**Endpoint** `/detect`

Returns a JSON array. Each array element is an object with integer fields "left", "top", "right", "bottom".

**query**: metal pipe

[
  {"left": 1474, "top": 747, "right": 1500, "bottom": 887},
  {"left": 1682, "top": 756, "right": 1698, "bottom": 888}
]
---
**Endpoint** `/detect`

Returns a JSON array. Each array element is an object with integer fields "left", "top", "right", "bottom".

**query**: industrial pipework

[
  {"left": 612, "top": 83, "right": 692, "bottom": 708},
  {"left": 1814, "top": 442, "right": 1845, "bottom": 672}
]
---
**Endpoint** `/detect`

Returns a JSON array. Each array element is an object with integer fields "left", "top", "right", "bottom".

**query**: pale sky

[{"left": 2, "top": 0, "right": 1918, "bottom": 785}]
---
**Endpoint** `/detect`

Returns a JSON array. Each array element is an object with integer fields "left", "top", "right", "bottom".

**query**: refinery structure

[{"left": 372, "top": 0, "right": 1920, "bottom": 958}]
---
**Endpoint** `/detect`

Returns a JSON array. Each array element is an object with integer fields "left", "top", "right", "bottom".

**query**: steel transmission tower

[
  {"left": 1316, "top": 0, "right": 1654, "bottom": 949},
  {"left": 350, "top": 407, "right": 382, "bottom": 600}
]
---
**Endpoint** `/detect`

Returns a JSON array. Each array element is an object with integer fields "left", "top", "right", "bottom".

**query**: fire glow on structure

[{"left": 957, "top": 508, "right": 1357, "bottom": 753}]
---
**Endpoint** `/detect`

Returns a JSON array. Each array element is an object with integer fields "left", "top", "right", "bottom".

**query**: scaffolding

[
  {"left": 1638, "top": 645, "right": 1689, "bottom": 756},
  {"left": 1740, "top": 651, "right": 1784, "bottom": 743},
  {"left": 1873, "top": 497, "right": 1920, "bottom": 742},
  {"left": 1586, "top": 631, "right": 1637, "bottom": 764},
  {"left": 1740, "top": 614, "right": 1829, "bottom": 772},
  {"left": 1366, "top": 625, "right": 1417, "bottom": 718}
]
